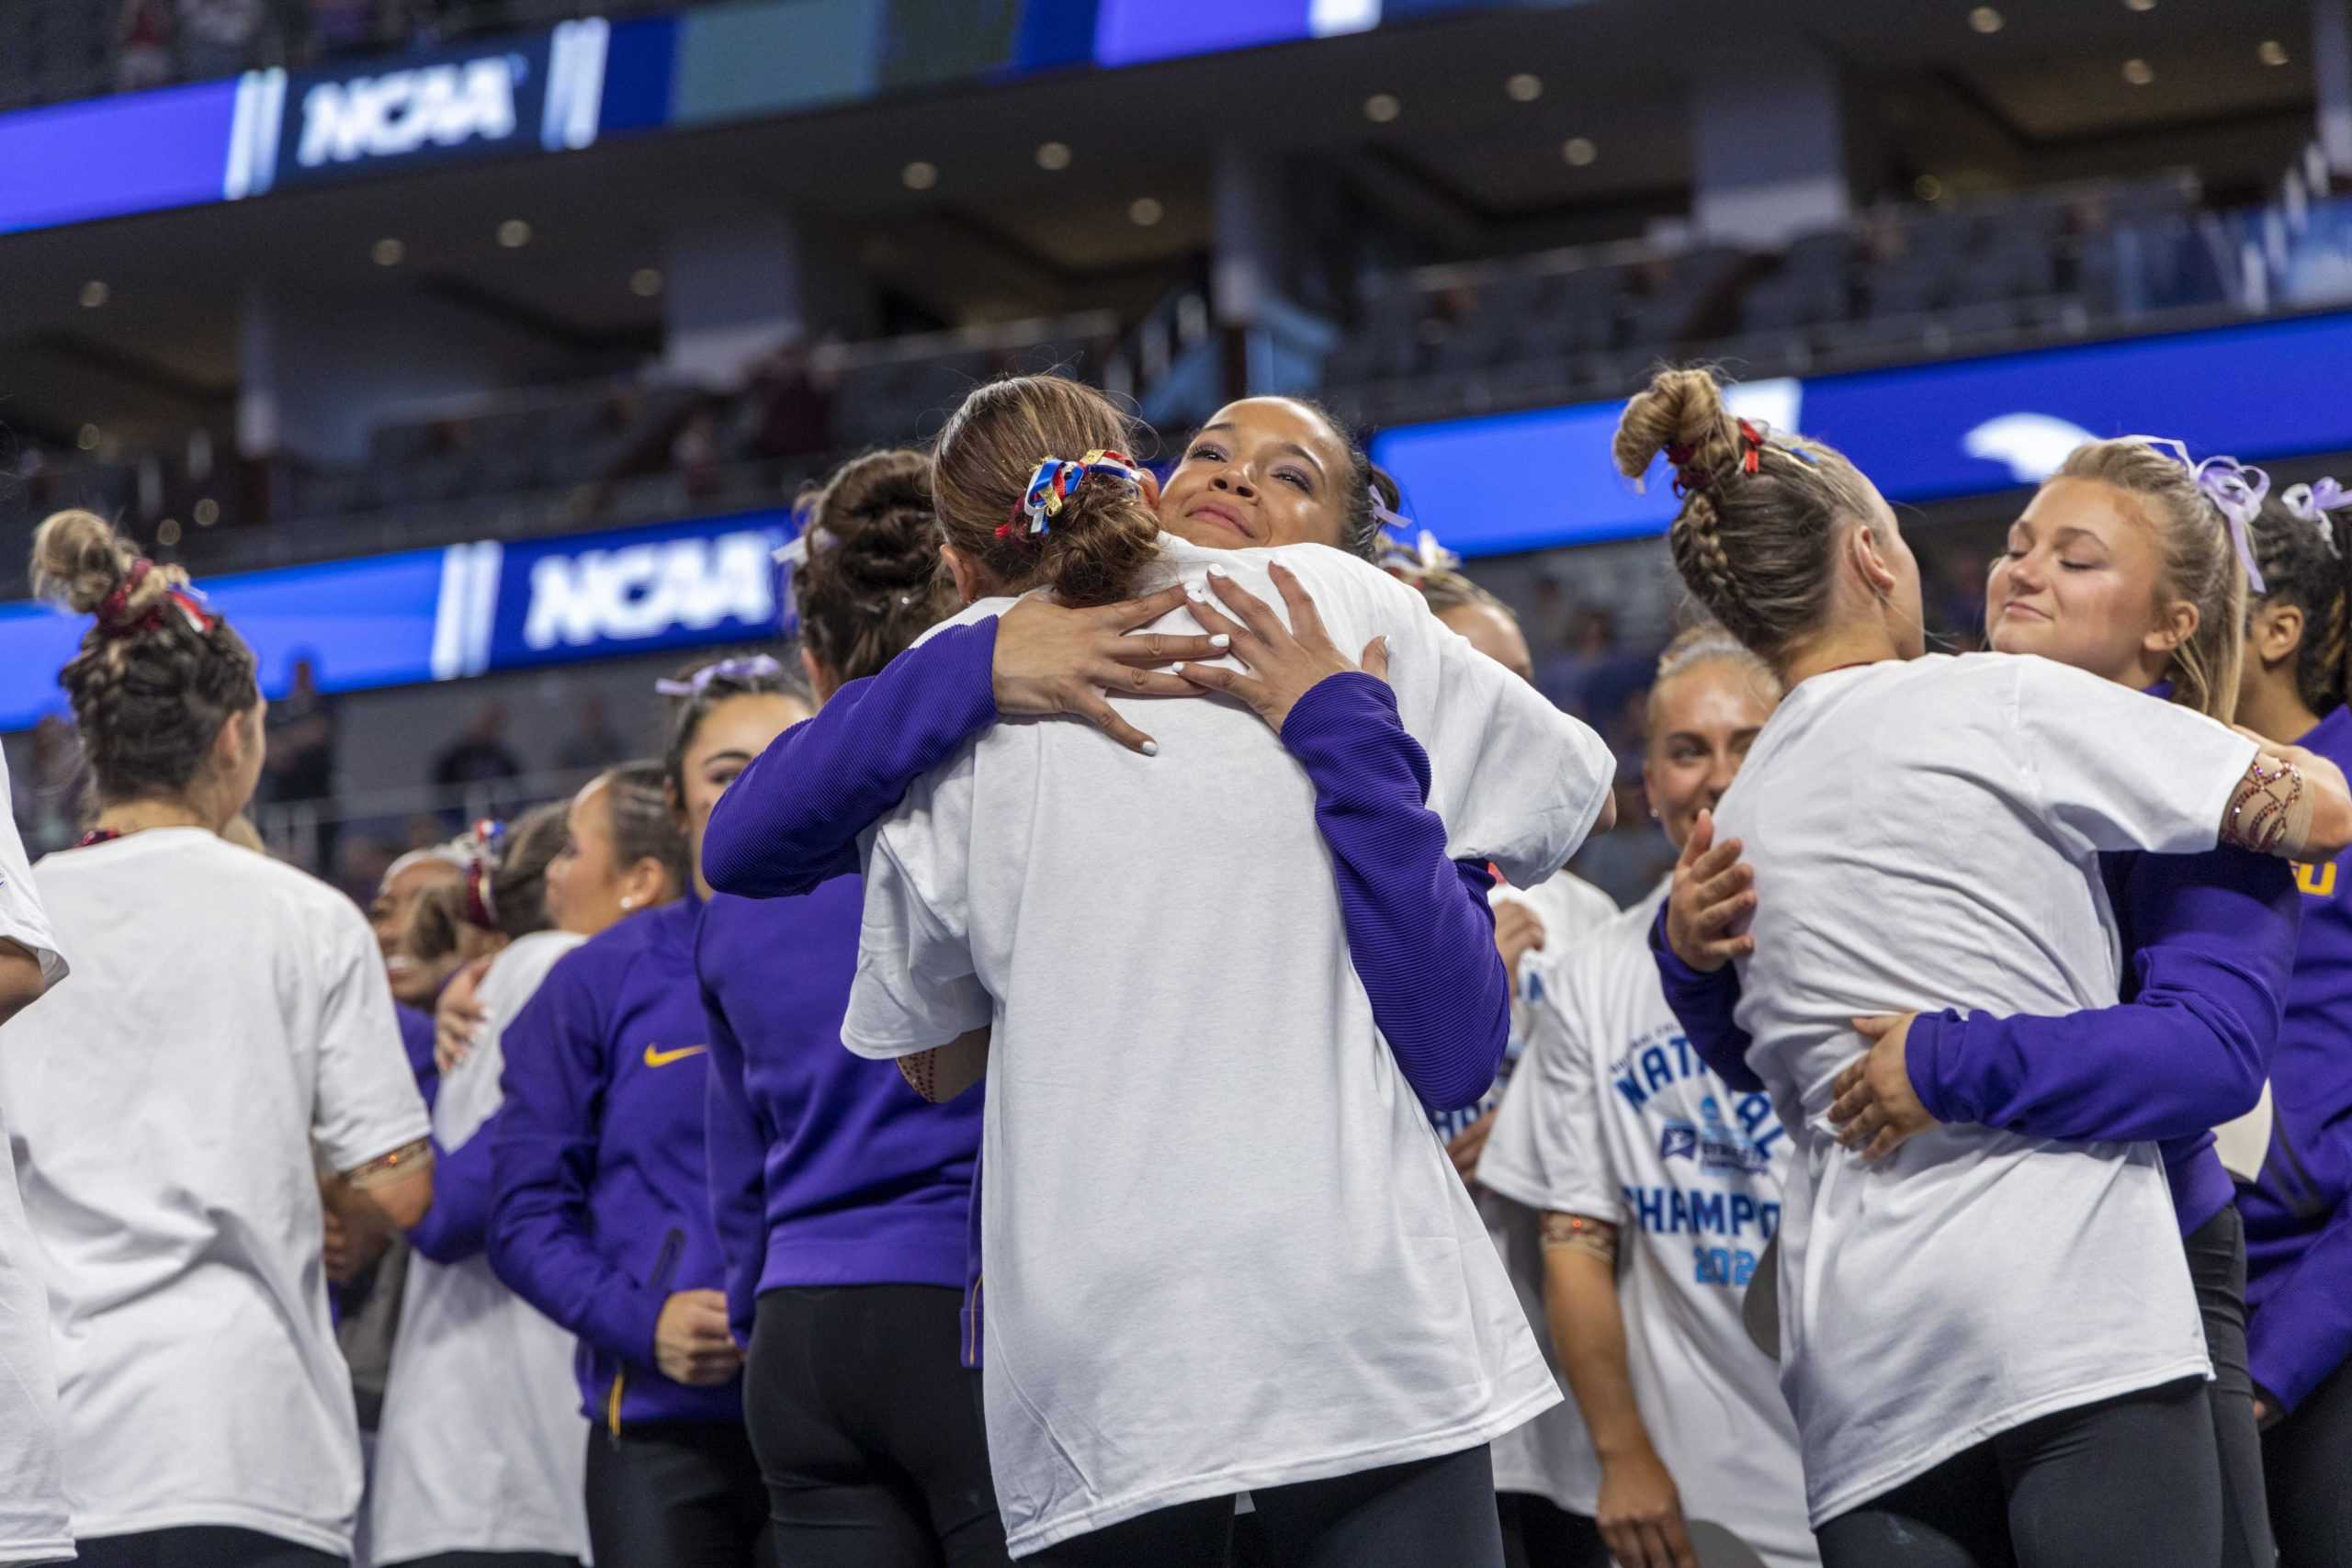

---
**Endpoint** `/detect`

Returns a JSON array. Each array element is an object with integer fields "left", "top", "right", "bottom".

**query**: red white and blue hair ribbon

[
  {"left": 462, "top": 818, "right": 507, "bottom": 931},
  {"left": 2124, "top": 435, "right": 2272, "bottom": 594},
  {"left": 999, "top": 449, "right": 1144, "bottom": 541}
]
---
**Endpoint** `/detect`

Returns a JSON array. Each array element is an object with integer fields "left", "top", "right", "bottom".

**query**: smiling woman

[
  {"left": 1986, "top": 438, "right": 2247, "bottom": 721},
  {"left": 1164, "top": 395, "right": 1402, "bottom": 562}
]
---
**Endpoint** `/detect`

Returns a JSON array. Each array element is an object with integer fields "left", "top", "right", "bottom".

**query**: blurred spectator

[
  {"left": 306, "top": 0, "right": 373, "bottom": 57},
  {"left": 176, "top": 0, "right": 266, "bottom": 81},
  {"left": 117, "top": 0, "right": 175, "bottom": 91},
  {"left": 752, "top": 340, "right": 836, "bottom": 459},
  {"left": 16, "top": 717, "right": 83, "bottom": 858},
  {"left": 431, "top": 703, "right": 524, "bottom": 797},
  {"left": 266, "top": 656, "right": 341, "bottom": 871},
  {"left": 554, "top": 694, "right": 630, "bottom": 773},
  {"left": 266, "top": 658, "right": 338, "bottom": 804},
  {"left": 673, "top": 404, "right": 722, "bottom": 501}
]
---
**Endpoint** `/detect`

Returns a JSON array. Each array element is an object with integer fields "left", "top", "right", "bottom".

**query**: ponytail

[{"left": 2245, "top": 478, "right": 2352, "bottom": 716}]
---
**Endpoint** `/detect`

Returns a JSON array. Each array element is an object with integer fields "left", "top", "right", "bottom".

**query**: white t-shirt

[
  {"left": 1481, "top": 883, "right": 1815, "bottom": 1567},
  {"left": 1711, "top": 654, "right": 2256, "bottom": 1526},
  {"left": 0, "top": 770, "right": 69, "bottom": 1566},
  {"left": 7, "top": 829, "right": 428, "bottom": 1555},
  {"left": 844, "top": 534, "right": 1616, "bottom": 1557},
  {"left": 368, "top": 930, "right": 590, "bottom": 1566},
  {"left": 1468, "top": 872, "right": 1618, "bottom": 1515}
]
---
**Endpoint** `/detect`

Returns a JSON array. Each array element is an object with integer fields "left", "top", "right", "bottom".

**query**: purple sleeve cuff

[
  {"left": 1282, "top": 671, "right": 1510, "bottom": 1114},
  {"left": 408, "top": 1124, "right": 493, "bottom": 1264},
  {"left": 1646, "top": 903, "right": 1762, "bottom": 1093}
]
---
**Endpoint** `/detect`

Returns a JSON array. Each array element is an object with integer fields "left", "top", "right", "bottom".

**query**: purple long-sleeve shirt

[
  {"left": 2241, "top": 703, "right": 2352, "bottom": 1411},
  {"left": 488, "top": 896, "right": 741, "bottom": 1427},
  {"left": 1650, "top": 833, "right": 2297, "bottom": 1239},
  {"left": 699, "top": 875, "right": 981, "bottom": 1348},
  {"left": 695, "top": 622, "right": 1516, "bottom": 1358},
  {"left": 703, "top": 619, "right": 1510, "bottom": 1114}
]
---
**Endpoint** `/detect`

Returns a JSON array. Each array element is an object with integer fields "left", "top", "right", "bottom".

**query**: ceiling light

[
  {"left": 1128, "top": 197, "right": 1165, "bottom": 228},
  {"left": 496, "top": 219, "right": 531, "bottom": 247},
  {"left": 2122, "top": 57, "right": 2154, "bottom": 85},
  {"left": 76, "top": 424, "right": 100, "bottom": 451},
  {"left": 79, "top": 280, "right": 107, "bottom": 309},
  {"left": 1035, "top": 141, "right": 1072, "bottom": 172},
  {"left": 156, "top": 519, "right": 181, "bottom": 547},
  {"left": 1506, "top": 73, "right": 1543, "bottom": 102},
  {"left": 1969, "top": 6, "right": 2003, "bottom": 32},
  {"left": 2259, "top": 39, "right": 2289, "bottom": 65},
  {"left": 1562, "top": 137, "right": 1598, "bottom": 166},
  {"left": 1915, "top": 174, "right": 1946, "bottom": 201},
  {"left": 371, "top": 237, "right": 404, "bottom": 266},
  {"left": 194, "top": 499, "right": 220, "bottom": 527},
  {"left": 629, "top": 267, "right": 663, "bottom": 298},
  {"left": 1363, "top": 93, "right": 1401, "bottom": 123},
  {"left": 901, "top": 160, "right": 938, "bottom": 191},
  {"left": 2124, "top": 0, "right": 2154, "bottom": 11}
]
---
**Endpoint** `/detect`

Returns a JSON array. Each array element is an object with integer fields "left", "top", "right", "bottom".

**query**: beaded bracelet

[{"left": 2223, "top": 757, "right": 2303, "bottom": 856}]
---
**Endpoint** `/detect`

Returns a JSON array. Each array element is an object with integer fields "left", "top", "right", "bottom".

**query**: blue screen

[
  {"left": 0, "top": 82, "right": 239, "bottom": 234},
  {"left": 1374, "top": 310, "right": 2352, "bottom": 558},
  {"left": 0, "top": 547, "right": 447, "bottom": 734}
]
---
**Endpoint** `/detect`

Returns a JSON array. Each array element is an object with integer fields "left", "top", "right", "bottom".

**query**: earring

[{"left": 619, "top": 896, "right": 638, "bottom": 912}]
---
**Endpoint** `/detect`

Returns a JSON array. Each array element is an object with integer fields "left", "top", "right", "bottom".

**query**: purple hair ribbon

[
  {"left": 2282, "top": 478, "right": 2346, "bottom": 556},
  {"left": 654, "top": 654, "right": 786, "bottom": 698},
  {"left": 2122, "top": 435, "right": 2270, "bottom": 595}
]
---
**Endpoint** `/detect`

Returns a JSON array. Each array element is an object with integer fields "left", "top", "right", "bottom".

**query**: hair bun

[
  {"left": 1613, "top": 367, "right": 1739, "bottom": 485},
  {"left": 805, "top": 450, "right": 938, "bottom": 594},
  {"left": 30, "top": 509, "right": 137, "bottom": 617}
]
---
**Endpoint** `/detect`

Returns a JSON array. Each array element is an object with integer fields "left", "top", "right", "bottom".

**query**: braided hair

[
  {"left": 406, "top": 803, "right": 567, "bottom": 963},
  {"left": 2245, "top": 484, "right": 2352, "bottom": 717},
  {"left": 791, "top": 449, "right": 958, "bottom": 686},
  {"left": 1611, "top": 369, "right": 1880, "bottom": 665},
  {"left": 30, "top": 509, "right": 259, "bottom": 807}
]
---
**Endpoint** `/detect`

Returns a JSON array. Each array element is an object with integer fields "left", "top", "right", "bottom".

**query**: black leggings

[
  {"left": 73, "top": 1531, "right": 341, "bottom": 1568},
  {"left": 747, "top": 1284, "right": 1012, "bottom": 1566},
  {"left": 2265, "top": 1345, "right": 2352, "bottom": 1566},
  {"left": 1498, "top": 1493, "right": 1608, "bottom": 1568},
  {"left": 583, "top": 1419, "right": 770, "bottom": 1567},
  {"left": 1815, "top": 1377, "right": 2221, "bottom": 1568},
  {"left": 2185, "top": 1205, "right": 2277, "bottom": 1568},
  {"left": 1028, "top": 1443, "right": 1504, "bottom": 1568}
]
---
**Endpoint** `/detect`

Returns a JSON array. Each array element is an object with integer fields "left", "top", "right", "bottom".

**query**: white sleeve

[
  {"left": 1380, "top": 578, "right": 1615, "bottom": 887},
  {"left": 0, "top": 773, "right": 64, "bottom": 990},
  {"left": 842, "top": 775, "right": 992, "bottom": 1060},
  {"left": 2006, "top": 656, "right": 2258, "bottom": 858},
  {"left": 1476, "top": 949, "right": 1620, "bottom": 1222},
  {"left": 311, "top": 900, "right": 432, "bottom": 1172}
]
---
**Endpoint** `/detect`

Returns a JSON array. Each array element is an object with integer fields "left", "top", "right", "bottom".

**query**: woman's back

[
  {"left": 846, "top": 532, "right": 1614, "bottom": 1555},
  {"left": 370, "top": 928, "right": 590, "bottom": 1565},
  {"left": 1714, "top": 651, "right": 2250, "bottom": 1525},
  {"left": 7, "top": 827, "right": 427, "bottom": 1552}
]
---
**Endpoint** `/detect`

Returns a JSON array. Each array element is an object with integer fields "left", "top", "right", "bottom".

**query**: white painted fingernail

[
  {"left": 1186, "top": 584, "right": 1208, "bottom": 602},
  {"left": 1173, "top": 663, "right": 1188, "bottom": 675},
  {"left": 1207, "top": 564, "right": 1228, "bottom": 579},
  {"left": 1210, "top": 634, "right": 1231, "bottom": 649},
  {"left": 1141, "top": 740, "right": 1159, "bottom": 756}
]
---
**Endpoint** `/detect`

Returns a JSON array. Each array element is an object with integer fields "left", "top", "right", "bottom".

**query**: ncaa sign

[
  {"left": 225, "top": 18, "right": 609, "bottom": 198},
  {"left": 432, "top": 512, "right": 796, "bottom": 681},
  {"left": 297, "top": 56, "right": 523, "bottom": 167},
  {"left": 524, "top": 532, "right": 779, "bottom": 651}
]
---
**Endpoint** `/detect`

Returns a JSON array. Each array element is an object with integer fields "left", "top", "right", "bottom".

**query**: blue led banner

[{"left": 1374, "top": 310, "right": 2352, "bottom": 558}]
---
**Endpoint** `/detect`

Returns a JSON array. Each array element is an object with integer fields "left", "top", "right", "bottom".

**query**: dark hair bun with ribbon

[{"left": 29, "top": 509, "right": 259, "bottom": 807}]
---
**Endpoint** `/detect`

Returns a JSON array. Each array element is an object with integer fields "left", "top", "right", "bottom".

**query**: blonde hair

[
  {"left": 1646, "top": 622, "right": 1781, "bottom": 733},
  {"left": 2049, "top": 440, "right": 2246, "bottom": 722},
  {"left": 1612, "top": 368, "right": 1881, "bottom": 666}
]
